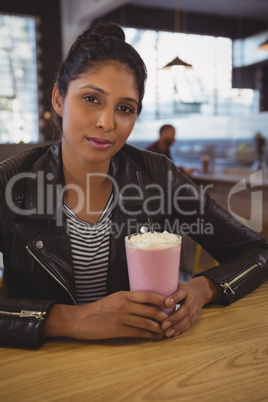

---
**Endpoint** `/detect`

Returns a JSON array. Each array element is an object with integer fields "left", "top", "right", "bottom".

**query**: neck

[
  {"left": 62, "top": 146, "right": 110, "bottom": 190},
  {"left": 60, "top": 141, "right": 113, "bottom": 223},
  {"left": 62, "top": 158, "right": 110, "bottom": 190},
  {"left": 62, "top": 152, "right": 113, "bottom": 222}
]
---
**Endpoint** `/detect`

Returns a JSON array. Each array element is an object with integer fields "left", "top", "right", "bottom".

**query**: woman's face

[{"left": 52, "top": 62, "right": 139, "bottom": 169}]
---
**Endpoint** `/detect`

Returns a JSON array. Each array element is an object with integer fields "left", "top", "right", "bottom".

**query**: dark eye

[
  {"left": 84, "top": 96, "right": 99, "bottom": 103},
  {"left": 118, "top": 105, "right": 133, "bottom": 114}
]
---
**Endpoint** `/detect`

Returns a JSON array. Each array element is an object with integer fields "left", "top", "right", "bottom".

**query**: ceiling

[
  {"left": 128, "top": 0, "right": 268, "bottom": 21},
  {"left": 60, "top": 0, "right": 268, "bottom": 55}
]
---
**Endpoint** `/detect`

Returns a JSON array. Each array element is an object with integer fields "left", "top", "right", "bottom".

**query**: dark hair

[
  {"left": 159, "top": 124, "right": 175, "bottom": 135},
  {"left": 53, "top": 20, "right": 147, "bottom": 131}
]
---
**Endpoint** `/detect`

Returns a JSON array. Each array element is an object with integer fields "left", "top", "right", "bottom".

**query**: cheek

[
  {"left": 117, "top": 116, "right": 136, "bottom": 137},
  {"left": 62, "top": 106, "right": 89, "bottom": 133}
]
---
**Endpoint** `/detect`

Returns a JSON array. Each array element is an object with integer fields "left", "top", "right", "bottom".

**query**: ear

[{"left": 52, "top": 84, "right": 63, "bottom": 117}]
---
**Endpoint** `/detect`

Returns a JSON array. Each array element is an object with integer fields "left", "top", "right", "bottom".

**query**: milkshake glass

[{"left": 125, "top": 231, "right": 182, "bottom": 314}]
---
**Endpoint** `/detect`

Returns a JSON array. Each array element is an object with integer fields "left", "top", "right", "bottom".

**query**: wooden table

[{"left": 1, "top": 283, "right": 268, "bottom": 402}]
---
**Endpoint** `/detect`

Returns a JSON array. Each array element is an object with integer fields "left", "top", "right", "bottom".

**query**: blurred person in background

[
  {"left": 146, "top": 124, "right": 197, "bottom": 175},
  {"left": 146, "top": 124, "right": 175, "bottom": 160}
]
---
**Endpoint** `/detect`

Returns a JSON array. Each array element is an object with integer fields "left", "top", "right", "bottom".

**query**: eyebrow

[{"left": 78, "top": 85, "right": 138, "bottom": 106}]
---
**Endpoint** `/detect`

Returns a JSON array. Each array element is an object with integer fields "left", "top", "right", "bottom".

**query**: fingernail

[
  {"left": 165, "top": 329, "right": 175, "bottom": 337},
  {"left": 162, "top": 321, "right": 172, "bottom": 330},
  {"left": 165, "top": 298, "right": 174, "bottom": 307}
]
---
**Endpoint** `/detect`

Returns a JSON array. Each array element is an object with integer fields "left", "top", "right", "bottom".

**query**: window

[
  {"left": 0, "top": 14, "right": 39, "bottom": 143},
  {"left": 124, "top": 28, "right": 264, "bottom": 144}
]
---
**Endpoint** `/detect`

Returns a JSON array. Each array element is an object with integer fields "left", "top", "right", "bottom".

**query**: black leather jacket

[{"left": 0, "top": 142, "right": 267, "bottom": 348}]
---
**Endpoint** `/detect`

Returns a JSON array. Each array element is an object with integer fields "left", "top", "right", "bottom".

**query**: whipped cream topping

[{"left": 126, "top": 231, "right": 181, "bottom": 249}]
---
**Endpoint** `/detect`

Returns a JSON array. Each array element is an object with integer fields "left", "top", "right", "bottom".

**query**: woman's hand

[
  {"left": 43, "top": 291, "right": 168, "bottom": 341},
  {"left": 161, "top": 276, "right": 218, "bottom": 338}
]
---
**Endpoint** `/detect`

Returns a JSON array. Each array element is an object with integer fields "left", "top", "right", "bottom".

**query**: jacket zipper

[
  {"left": 220, "top": 262, "right": 261, "bottom": 295},
  {"left": 0, "top": 309, "right": 46, "bottom": 319},
  {"left": 25, "top": 245, "right": 77, "bottom": 305}
]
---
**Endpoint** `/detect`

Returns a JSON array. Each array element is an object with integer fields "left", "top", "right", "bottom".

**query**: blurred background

[{"left": 0, "top": 0, "right": 268, "bottom": 171}]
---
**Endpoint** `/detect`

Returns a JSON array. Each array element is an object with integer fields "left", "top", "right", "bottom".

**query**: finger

[
  {"left": 87, "top": 313, "right": 164, "bottom": 340},
  {"left": 165, "top": 316, "right": 189, "bottom": 337},
  {"left": 127, "top": 291, "right": 167, "bottom": 307},
  {"left": 161, "top": 302, "right": 188, "bottom": 331},
  {"left": 163, "top": 306, "right": 200, "bottom": 337},
  {"left": 130, "top": 303, "right": 168, "bottom": 323},
  {"left": 165, "top": 285, "right": 187, "bottom": 308},
  {"left": 124, "top": 326, "right": 164, "bottom": 340},
  {"left": 124, "top": 314, "right": 165, "bottom": 336},
  {"left": 165, "top": 313, "right": 197, "bottom": 338}
]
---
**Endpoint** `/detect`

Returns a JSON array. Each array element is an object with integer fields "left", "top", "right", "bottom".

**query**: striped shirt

[{"left": 64, "top": 194, "right": 113, "bottom": 304}]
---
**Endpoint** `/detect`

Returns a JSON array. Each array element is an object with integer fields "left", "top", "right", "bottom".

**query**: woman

[{"left": 0, "top": 21, "right": 267, "bottom": 348}]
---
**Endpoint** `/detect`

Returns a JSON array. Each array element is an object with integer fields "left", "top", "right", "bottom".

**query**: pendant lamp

[{"left": 162, "top": 56, "right": 192, "bottom": 69}]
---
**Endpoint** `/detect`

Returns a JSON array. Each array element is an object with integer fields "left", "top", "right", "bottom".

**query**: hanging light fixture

[
  {"left": 161, "top": 0, "right": 193, "bottom": 70},
  {"left": 162, "top": 56, "right": 192, "bottom": 69}
]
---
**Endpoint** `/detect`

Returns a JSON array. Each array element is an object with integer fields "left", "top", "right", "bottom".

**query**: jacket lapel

[
  {"left": 23, "top": 143, "right": 76, "bottom": 302},
  {"left": 24, "top": 142, "right": 64, "bottom": 221}
]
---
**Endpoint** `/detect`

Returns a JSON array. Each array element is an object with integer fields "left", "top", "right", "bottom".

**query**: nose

[{"left": 96, "top": 108, "right": 115, "bottom": 132}]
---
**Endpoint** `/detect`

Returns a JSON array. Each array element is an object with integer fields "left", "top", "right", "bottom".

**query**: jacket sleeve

[
  {"left": 192, "top": 195, "right": 268, "bottom": 305},
  {"left": 175, "top": 166, "right": 268, "bottom": 305},
  {"left": 0, "top": 157, "right": 56, "bottom": 348},
  {"left": 0, "top": 298, "right": 56, "bottom": 348},
  {"left": 142, "top": 151, "right": 268, "bottom": 306}
]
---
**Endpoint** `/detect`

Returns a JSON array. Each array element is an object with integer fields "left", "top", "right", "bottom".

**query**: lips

[{"left": 87, "top": 137, "right": 112, "bottom": 150}]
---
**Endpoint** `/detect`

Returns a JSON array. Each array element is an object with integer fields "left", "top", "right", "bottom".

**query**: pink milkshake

[{"left": 125, "top": 231, "right": 182, "bottom": 314}]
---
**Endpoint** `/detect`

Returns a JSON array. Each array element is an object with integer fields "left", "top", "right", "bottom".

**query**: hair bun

[{"left": 90, "top": 21, "right": 125, "bottom": 42}]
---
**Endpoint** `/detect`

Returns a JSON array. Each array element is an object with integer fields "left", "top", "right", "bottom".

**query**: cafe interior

[
  {"left": 1, "top": 0, "right": 268, "bottom": 260},
  {"left": 0, "top": 1, "right": 268, "bottom": 400}
]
